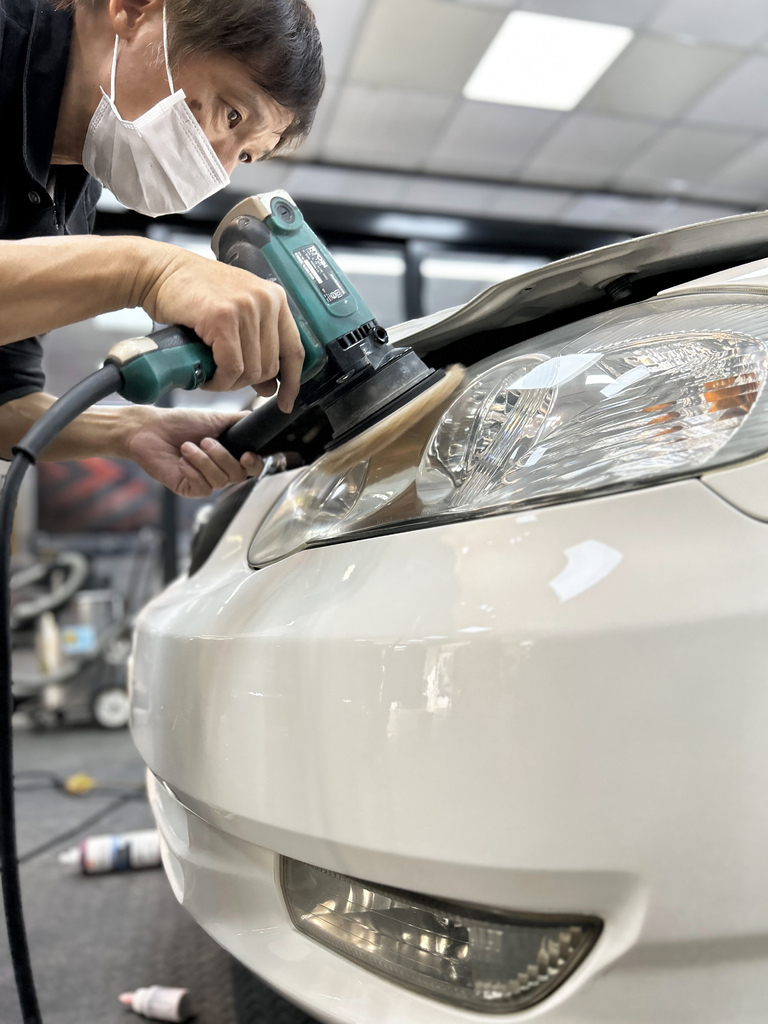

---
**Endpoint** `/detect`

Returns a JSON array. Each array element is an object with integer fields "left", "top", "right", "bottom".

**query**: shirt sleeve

[{"left": 0, "top": 336, "right": 46, "bottom": 404}]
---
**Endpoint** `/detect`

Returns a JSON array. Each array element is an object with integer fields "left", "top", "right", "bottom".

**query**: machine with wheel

[{"left": 11, "top": 532, "right": 158, "bottom": 729}]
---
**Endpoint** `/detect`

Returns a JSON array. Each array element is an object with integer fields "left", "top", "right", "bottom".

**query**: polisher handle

[{"left": 217, "top": 398, "right": 304, "bottom": 460}]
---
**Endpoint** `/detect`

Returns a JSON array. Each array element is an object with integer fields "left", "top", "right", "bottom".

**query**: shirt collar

[{"left": 22, "top": 0, "right": 74, "bottom": 187}]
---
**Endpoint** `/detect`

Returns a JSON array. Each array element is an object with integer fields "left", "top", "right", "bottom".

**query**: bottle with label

[
  {"left": 119, "top": 986, "right": 193, "bottom": 1022},
  {"left": 58, "top": 829, "right": 161, "bottom": 873}
]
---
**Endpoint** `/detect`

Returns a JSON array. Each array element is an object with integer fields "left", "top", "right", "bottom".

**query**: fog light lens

[{"left": 281, "top": 859, "right": 601, "bottom": 1012}]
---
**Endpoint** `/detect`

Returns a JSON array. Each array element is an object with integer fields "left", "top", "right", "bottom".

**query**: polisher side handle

[{"left": 217, "top": 398, "right": 304, "bottom": 461}]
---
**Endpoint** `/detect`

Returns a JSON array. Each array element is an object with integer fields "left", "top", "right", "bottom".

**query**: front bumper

[{"left": 132, "top": 475, "right": 768, "bottom": 1023}]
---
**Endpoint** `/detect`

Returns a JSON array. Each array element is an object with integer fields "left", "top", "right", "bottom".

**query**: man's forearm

[
  {"left": 0, "top": 392, "right": 141, "bottom": 461},
  {"left": 0, "top": 235, "right": 172, "bottom": 345}
]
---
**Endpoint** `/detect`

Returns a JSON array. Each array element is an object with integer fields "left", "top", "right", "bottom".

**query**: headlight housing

[{"left": 250, "top": 294, "right": 768, "bottom": 567}]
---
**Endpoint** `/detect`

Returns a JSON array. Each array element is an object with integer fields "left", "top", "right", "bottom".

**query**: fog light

[{"left": 280, "top": 859, "right": 601, "bottom": 1013}]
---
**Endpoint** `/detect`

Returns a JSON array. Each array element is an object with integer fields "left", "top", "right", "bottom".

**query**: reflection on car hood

[{"left": 390, "top": 211, "right": 768, "bottom": 356}]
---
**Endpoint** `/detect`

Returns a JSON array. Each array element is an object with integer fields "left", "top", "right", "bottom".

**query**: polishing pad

[{"left": 321, "top": 364, "right": 465, "bottom": 473}]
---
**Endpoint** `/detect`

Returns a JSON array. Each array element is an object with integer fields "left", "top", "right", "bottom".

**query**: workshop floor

[{"left": 1, "top": 721, "right": 319, "bottom": 1024}]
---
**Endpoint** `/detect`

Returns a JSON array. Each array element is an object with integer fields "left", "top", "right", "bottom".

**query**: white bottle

[
  {"left": 119, "top": 987, "right": 193, "bottom": 1022},
  {"left": 58, "top": 829, "right": 161, "bottom": 873}
]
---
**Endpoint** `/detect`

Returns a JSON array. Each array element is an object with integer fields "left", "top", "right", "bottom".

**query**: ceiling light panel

[
  {"left": 463, "top": 11, "right": 633, "bottom": 110},
  {"left": 582, "top": 36, "right": 740, "bottom": 120}
]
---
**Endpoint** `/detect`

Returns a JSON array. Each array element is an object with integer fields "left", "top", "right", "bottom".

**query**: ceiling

[{"left": 221, "top": 0, "right": 768, "bottom": 235}]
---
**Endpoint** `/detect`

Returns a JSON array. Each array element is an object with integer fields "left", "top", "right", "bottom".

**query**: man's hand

[
  {"left": 137, "top": 244, "right": 305, "bottom": 412},
  {"left": 123, "top": 406, "right": 263, "bottom": 498}
]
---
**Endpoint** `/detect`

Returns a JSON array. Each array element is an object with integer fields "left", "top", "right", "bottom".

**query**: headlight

[{"left": 250, "top": 294, "right": 768, "bottom": 566}]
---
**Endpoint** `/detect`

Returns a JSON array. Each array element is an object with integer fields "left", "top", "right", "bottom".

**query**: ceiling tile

[
  {"left": 398, "top": 178, "right": 501, "bottom": 218},
  {"left": 486, "top": 184, "right": 574, "bottom": 221},
  {"left": 701, "top": 138, "right": 768, "bottom": 205},
  {"left": 348, "top": 0, "right": 504, "bottom": 93},
  {"left": 650, "top": 0, "right": 768, "bottom": 49},
  {"left": 687, "top": 54, "right": 768, "bottom": 130},
  {"left": 321, "top": 85, "right": 455, "bottom": 170},
  {"left": 288, "top": 165, "right": 411, "bottom": 205},
  {"left": 562, "top": 192, "right": 739, "bottom": 231},
  {"left": 309, "top": 0, "right": 371, "bottom": 78},
  {"left": 581, "top": 36, "right": 740, "bottom": 119},
  {"left": 520, "top": 112, "right": 659, "bottom": 188},
  {"left": 520, "top": 0, "right": 665, "bottom": 29},
  {"left": 617, "top": 125, "right": 754, "bottom": 194},
  {"left": 426, "top": 101, "right": 562, "bottom": 179},
  {"left": 286, "top": 80, "right": 341, "bottom": 161}
]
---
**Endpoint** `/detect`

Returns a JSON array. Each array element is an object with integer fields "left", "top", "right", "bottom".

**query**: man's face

[{"left": 113, "top": 27, "right": 293, "bottom": 173}]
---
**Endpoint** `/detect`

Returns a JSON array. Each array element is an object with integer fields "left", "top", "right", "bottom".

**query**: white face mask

[{"left": 82, "top": 9, "right": 230, "bottom": 218}]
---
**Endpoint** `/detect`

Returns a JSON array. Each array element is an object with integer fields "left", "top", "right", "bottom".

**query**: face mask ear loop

[
  {"left": 109, "top": 35, "right": 119, "bottom": 102},
  {"left": 162, "top": 7, "right": 175, "bottom": 94}
]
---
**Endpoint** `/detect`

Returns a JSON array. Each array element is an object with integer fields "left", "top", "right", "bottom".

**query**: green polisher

[{"left": 104, "top": 190, "right": 463, "bottom": 462}]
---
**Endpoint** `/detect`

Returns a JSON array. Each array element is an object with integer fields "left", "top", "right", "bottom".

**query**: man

[{"left": 0, "top": 0, "right": 325, "bottom": 496}]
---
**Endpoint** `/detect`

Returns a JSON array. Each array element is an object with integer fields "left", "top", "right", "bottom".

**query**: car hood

[{"left": 390, "top": 210, "right": 768, "bottom": 359}]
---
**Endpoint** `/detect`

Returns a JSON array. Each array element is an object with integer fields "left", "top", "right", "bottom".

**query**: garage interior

[{"left": 3, "top": 0, "right": 768, "bottom": 1021}]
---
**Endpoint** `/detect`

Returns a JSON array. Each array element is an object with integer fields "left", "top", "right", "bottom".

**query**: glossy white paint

[
  {"left": 703, "top": 454, "right": 768, "bottom": 522},
  {"left": 132, "top": 474, "right": 768, "bottom": 1023}
]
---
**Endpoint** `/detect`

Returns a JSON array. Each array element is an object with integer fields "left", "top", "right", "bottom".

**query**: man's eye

[
  {"left": 239, "top": 151, "right": 253, "bottom": 164},
  {"left": 227, "top": 108, "right": 242, "bottom": 127}
]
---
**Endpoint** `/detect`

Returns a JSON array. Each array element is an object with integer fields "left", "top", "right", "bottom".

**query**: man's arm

[
  {"left": 0, "top": 392, "right": 263, "bottom": 498},
  {"left": 0, "top": 234, "right": 304, "bottom": 409}
]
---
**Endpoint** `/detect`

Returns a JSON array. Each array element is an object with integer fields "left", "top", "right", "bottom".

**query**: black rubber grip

[{"left": 217, "top": 398, "right": 303, "bottom": 460}]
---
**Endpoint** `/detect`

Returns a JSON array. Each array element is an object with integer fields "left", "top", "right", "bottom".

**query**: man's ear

[{"left": 107, "top": 0, "right": 163, "bottom": 38}]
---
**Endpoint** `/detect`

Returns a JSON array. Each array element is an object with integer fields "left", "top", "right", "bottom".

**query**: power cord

[{"left": 0, "top": 365, "right": 123, "bottom": 1024}]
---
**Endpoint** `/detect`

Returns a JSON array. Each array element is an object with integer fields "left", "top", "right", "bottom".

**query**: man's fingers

[
  {"left": 180, "top": 441, "right": 243, "bottom": 490},
  {"left": 240, "top": 452, "right": 265, "bottom": 477},
  {"left": 276, "top": 300, "right": 304, "bottom": 413},
  {"left": 206, "top": 310, "right": 244, "bottom": 392},
  {"left": 253, "top": 378, "right": 279, "bottom": 399},
  {"left": 176, "top": 458, "right": 214, "bottom": 498},
  {"left": 199, "top": 437, "right": 250, "bottom": 482}
]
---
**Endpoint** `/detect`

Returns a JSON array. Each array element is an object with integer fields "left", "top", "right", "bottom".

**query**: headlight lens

[
  {"left": 281, "top": 858, "right": 601, "bottom": 1013},
  {"left": 250, "top": 295, "right": 768, "bottom": 566}
]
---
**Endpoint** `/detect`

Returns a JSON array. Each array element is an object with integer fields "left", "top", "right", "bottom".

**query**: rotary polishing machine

[{"left": 105, "top": 189, "right": 463, "bottom": 457}]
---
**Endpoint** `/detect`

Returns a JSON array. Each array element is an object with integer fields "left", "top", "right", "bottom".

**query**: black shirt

[{"left": 0, "top": 0, "right": 101, "bottom": 403}]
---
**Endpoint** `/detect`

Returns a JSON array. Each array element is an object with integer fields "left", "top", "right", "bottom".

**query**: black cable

[
  {"left": 17, "top": 792, "right": 144, "bottom": 866},
  {"left": 0, "top": 365, "right": 123, "bottom": 1024}
]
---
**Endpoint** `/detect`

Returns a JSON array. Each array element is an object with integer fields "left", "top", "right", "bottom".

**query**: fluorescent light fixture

[
  {"left": 422, "top": 256, "right": 547, "bottom": 282},
  {"left": 333, "top": 252, "right": 406, "bottom": 277},
  {"left": 464, "top": 11, "right": 633, "bottom": 111}
]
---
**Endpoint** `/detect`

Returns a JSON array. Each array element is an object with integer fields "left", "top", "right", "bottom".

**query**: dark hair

[
  {"left": 167, "top": 0, "right": 325, "bottom": 153},
  {"left": 58, "top": 0, "right": 325, "bottom": 154}
]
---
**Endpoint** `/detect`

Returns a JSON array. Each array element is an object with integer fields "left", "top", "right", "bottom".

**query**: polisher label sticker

[{"left": 294, "top": 244, "right": 349, "bottom": 305}]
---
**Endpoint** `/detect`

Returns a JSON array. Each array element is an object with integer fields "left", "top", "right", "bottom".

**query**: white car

[{"left": 131, "top": 212, "right": 768, "bottom": 1024}]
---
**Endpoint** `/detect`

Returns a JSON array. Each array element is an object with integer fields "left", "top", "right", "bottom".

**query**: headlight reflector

[
  {"left": 281, "top": 858, "right": 601, "bottom": 1013},
  {"left": 251, "top": 296, "right": 768, "bottom": 566}
]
